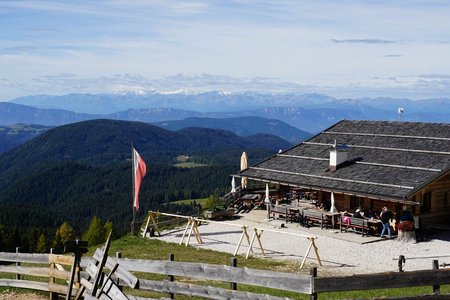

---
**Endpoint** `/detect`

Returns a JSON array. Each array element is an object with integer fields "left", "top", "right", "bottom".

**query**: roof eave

[{"left": 406, "top": 167, "right": 450, "bottom": 198}]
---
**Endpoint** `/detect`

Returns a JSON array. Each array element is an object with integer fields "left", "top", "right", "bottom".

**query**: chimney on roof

[{"left": 330, "top": 140, "right": 348, "bottom": 171}]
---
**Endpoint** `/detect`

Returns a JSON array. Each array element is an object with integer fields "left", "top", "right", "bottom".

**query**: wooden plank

[
  {"left": 370, "top": 294, "right": 450, "bottom": 300},
  {"left": 139, "top": 278, "right": 293, "bottom": 300},
  {"left": 80, "top": 256, "right": 96, "bottom": 268},
  {"left": 0, "top": 279, "right": 50, "bottom": 292},
  {"left": 81, "top": 277, "right": 94, "bottom": 291},
  {"left": 151, "top": 218, "right": 187, "bottom": 227},
  {"left": 91, "top": 232, "right": 112, "bottom": 296},
  {"left": 0, "top": 265, "right": 49, "bottom": 277},
  {"left": 114, "top": 259, "right": 312, "bottom": 294},
  {"left": 127, "top": 295, "right": 171, "bottom": 300},
  {"left": 86, "top": 262, "right": 98, "bottom": 279},
  {"left": 315, "top": 269, "right": 450, "bottom": 292},
  {"left": 49, "top": 282, "right": 78, "bottom": 296},
  {"left": 98, "top": 277, "right": 128, "bottom": 300},
  {"left": 96, "top": 263, "right": 119, "bottom": 297},
  {"left": 142, "top": 215, "right": 151, "bottom": 237},
  {"left": 75, "top": 261, "right": 98, "bottom": 300},
  {"left": 253, "top": 226, "right": 316, "bottom": 239},
  {"left": 49, "top": 254, "right": 74, "bottom": 266},
  {"left": 94, "top": 249, "right": 139, "bottom": 288},
  {"left": 0, "top": 252, "right": 48, "bottom": 264},
  {"left": 49, "top": 268, "right": 71, "bottom": 281},
  {"left": 85, "top": 295, "right": 140, "bottom": 300}
]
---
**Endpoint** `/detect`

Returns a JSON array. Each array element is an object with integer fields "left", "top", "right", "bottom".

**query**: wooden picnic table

[
  {"left": 367, "top": 218, "right": 382, "bottom": 236},
  {"left": 323, "top": 212, "right": 341, "bottom": 229}
]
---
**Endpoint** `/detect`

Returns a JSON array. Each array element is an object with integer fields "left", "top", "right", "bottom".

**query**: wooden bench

[
  {"left": 302, "top": 210, "right": 330, "bottom": 229},
  {"left": 270, "top": 205, "right": 301, "bottom": 223},
  {"left": 270, "top": 205, "right": 289, "bottom": 221},
  {"left": 339, "top": 216, "right": 369, "bottom": 236}
]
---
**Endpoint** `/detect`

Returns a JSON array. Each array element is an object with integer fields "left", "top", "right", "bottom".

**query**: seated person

[
  {"left": 352, "top": 208, "right": 364, "bottom": 219},
  {"left": 341, "top": 211, "right": 351, "bottom": 230}
]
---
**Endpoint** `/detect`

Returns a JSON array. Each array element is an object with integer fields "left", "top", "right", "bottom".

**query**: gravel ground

[{"left": 153, "top": 210, "right": 450, "bottom": 277}]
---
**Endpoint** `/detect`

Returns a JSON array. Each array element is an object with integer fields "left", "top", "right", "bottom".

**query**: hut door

[{"left": 421, "top": 191, "right": 432, "bottom": 213}]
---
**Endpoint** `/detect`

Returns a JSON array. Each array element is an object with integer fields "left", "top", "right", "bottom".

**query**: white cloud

[{"left": 1, "top": 1, "right": 450, "bottom": 100}]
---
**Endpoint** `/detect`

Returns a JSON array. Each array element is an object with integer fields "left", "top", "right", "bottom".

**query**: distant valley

[{"left": 0, "top": 124, "right": 51, "bottom": 153}]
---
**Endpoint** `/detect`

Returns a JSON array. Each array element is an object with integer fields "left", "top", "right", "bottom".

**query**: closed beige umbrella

[
  {"left": 231, "top": 176, "right": 236, "bottom": 193},
  {"left": 240, "top": 151, "right": 248, "bottom": 189},
  {"left": 330, "top": 191, "right": 337, "bottom": 213}
]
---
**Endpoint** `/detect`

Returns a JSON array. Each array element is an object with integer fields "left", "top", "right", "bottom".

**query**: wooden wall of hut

[{"left": 410, "top": 171, "right": 450, "bottom": 228}]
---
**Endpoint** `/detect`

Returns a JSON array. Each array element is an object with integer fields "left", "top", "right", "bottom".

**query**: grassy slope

[
  {"left": 99, "top": 236, "right": 450, "bottom": 299},
  {"left": 171, "top": 198, "right": 209, "bottom": 207}
]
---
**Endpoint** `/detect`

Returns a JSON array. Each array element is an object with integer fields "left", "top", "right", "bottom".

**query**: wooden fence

[
  {"left": 0, "top": 251, "right": 78, "bottom": 299},
  {"left": 1, "top": 250, "right": 450, "bottom": 299}
]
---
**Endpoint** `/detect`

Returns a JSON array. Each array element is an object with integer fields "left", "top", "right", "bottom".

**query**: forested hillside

[
  {"left": 0, "top": 119, "right": 286, "bottom": 252},
  {"left": 154, "top": 116, "right": 312, "bottom": 144}
]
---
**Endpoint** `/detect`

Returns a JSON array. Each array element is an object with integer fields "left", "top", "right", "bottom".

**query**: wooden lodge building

[{"left": 238, "top": 120, "right": 450, "bottom": 228}]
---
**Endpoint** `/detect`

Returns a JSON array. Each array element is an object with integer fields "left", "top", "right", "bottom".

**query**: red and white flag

[{"left": 132, "top": 147, "right": 147, "bottom": 211}]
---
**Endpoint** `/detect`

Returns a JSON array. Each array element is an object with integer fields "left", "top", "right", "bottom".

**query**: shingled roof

[{"left": 239, "top": 120, "right": 450, "bottom": 203}]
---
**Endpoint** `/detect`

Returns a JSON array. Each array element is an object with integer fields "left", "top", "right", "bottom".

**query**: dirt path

[{"left": 0, "top": 290, "right": 47, "bottom": 300}]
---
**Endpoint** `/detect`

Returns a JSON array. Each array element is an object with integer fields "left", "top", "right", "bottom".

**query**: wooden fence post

[
  {"left": 169, "top": 253, "right": 174, "bottom": 299},
  {"left": 15, "top": 247, "right": 20, "bottom": 280},
  {"left": 230, "top": 257, "right": 237, "bottom": 291},
  {"left": 116, "top": 252, "right": 122, "bottom": 292},
  {"left": 398, "top": 255, "right": 405, "bottom": 272},
  {"left": 66, "top": 253, "right": 77, "bottom": 300},
  {"left": 49, "top": 248, "right": 58, "bottom": 300},
  {"left": 433, "top": 260, "right": 440, "bottom": 294},
  {"left": 310, "top": 267, "right": 317, "bottom": 300}
]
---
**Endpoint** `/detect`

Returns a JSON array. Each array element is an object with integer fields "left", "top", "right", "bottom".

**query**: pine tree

[
  {"left": 82, "top": 216, "right": 106, "bottom": 246},
  {"left": 205, "top": 194, "right": 216, "bottom": 210},
  {"left": 53, "top": 221, "right": 76, "bottom": 249},
  {"left": 36, "top": 233, "right": 47, "bottom": 253},
  {"left": 103, "top": 220, "right": 115, "bottom": 241}
]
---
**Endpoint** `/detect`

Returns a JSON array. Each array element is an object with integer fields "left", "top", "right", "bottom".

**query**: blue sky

[{"left": 1, "top": 0, "right": 450, "bottom": 100}]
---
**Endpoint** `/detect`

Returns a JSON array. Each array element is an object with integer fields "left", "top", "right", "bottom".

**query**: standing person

[{"left": 380, "top": 206, "right": 393, "bottom": 239}]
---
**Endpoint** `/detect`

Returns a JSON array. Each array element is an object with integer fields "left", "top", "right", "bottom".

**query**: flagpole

[{"left": 131, "top": 142, "right": 136, "bottom": 235}]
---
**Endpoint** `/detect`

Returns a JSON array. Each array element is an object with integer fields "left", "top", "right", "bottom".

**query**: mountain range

[
  {"left": 7, "top": 92, "right": 450, "bottom": 133},
  {"left": 0, "top": 103, "right": 310, "bottom": 152}
]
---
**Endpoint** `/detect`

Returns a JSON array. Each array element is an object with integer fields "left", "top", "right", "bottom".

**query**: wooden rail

[
  {"left": 314, "top": 268, "right": 450, "bottom": 292},
  {"left": 107, "top": 259, "right": 311, "bottom": 294},
  {"left": 142, "top": 211, "right": 252, "bottom": 255},
  {"left": 3, "top": 251, "right": 450, "bottom": 299}
]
